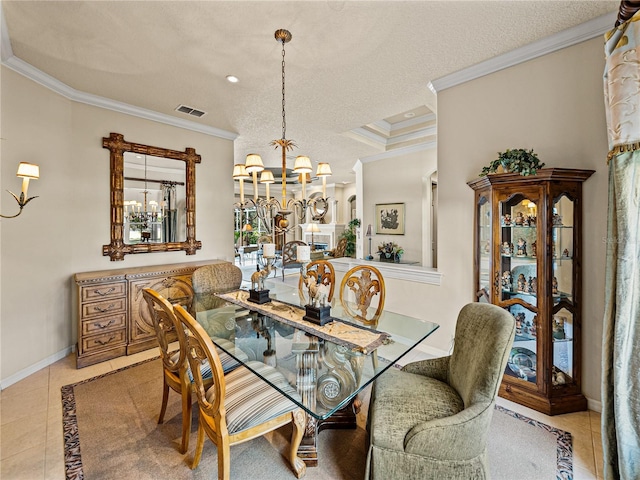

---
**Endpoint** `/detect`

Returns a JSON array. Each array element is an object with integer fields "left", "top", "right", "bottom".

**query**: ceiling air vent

[{"left": 175, "top": 104, "right": 207, "bottom": 118}]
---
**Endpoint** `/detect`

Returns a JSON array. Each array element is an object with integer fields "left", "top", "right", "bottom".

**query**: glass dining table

[{"left": 193, "top": 278, "right": 439, "bottom": 466}]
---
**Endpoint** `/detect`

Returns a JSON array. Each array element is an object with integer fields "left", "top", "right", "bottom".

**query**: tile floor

[{"left": 1, "top": 345, "right": 604, "bottom": 480}]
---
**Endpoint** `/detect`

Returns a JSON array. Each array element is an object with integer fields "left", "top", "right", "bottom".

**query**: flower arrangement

[{"left": 378, "top": 241, "right": 404, "bottom": 262}]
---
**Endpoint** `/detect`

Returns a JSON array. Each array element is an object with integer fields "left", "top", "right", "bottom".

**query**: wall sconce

[{"left": 1, "top": 162, "right": 40, "bottom": 219}]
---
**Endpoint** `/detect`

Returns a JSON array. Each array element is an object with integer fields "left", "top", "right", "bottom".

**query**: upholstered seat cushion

[
  {"left": 370, "top": 366, "right": 464, "bottom": 451},
  {"left": 173, "top": 338, "right": 248, "bottom": 381},
  {"left": 206, "top": 360, "right": 302, "bottom": 435}
]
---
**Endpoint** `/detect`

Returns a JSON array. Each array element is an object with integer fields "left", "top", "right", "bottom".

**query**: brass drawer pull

[
  {"left": 94, "top": 287, "right": 116, "bottom": 296},
  {"left": 94, "top": 319, "right": 115, "bottom": 329},
  {"left": 94, "top": 336, "right": 115, "bottom": 346},
  {"left": 94, "top": 304, "right": 115, "bottom": 313}
]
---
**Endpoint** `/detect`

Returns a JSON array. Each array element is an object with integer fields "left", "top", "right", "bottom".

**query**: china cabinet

[{"left": 468, "top": 168, "right": 593, "bottom": 415}]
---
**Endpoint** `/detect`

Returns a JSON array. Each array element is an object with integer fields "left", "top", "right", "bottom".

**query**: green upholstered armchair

[{"left": 365, "top": 303, "right": 515, "bottom": 480}]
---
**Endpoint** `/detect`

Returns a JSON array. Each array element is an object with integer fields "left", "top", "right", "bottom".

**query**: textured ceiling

[{"left": 2, "top": 1, "right": 618, "bottom": 184}]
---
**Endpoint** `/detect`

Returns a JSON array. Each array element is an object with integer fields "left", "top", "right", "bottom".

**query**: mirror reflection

[{"left": 123, "top": 153, "right": 186, "bottom": 244}]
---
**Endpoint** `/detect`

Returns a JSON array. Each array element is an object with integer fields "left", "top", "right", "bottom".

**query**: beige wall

[
  {"left": 1, "top": 67, "right": 234, "bottom": 381},
  {"left": 363, "top": 148, "right": 437, "bottom": 264}
]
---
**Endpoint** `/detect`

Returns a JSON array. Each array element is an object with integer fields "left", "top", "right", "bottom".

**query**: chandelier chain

[{"left": 281, "top": 39, "right": 286, "bottom": 140}]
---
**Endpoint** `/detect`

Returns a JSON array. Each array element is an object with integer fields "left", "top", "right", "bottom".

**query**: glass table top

[{"left": 194, "top": 279, "right": 439, "bottom": 420}]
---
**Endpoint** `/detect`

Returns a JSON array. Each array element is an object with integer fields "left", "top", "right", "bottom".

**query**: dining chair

[
  {"left": 365, "top": 303, "right": 516, "bottom": 480},
  {"left": 192, "top": 262, "right": 243, "bottom": 311},
  {"left": 173, "top": 304, "right": 307, "bottom": 479},
  {"left": 142, "top": 288, "right": 244, "bottom": 454},
  {"left": 297, "top": 259, "right": 335, "bottom": 305},
  {"left": 339, "top": 265, "right": 386, "bottom": 324},
  {"left": 281, "top": 240, "right": 307, "bottom": 280}
]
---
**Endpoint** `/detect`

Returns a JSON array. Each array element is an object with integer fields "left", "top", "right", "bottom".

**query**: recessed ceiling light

[
  {"left": 404, "top": 112, "right": 416, "bottom": 118},
  {"left": 226, "top": 75, "right": 239, "bottom": 83}
]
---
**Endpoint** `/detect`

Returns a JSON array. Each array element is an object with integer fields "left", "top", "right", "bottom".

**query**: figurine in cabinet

[
  {"left": 528, "top": 215, "right": 536, "bottom": 226},
  {"left": 517, "top": 274, "right": 527, "bottom": 293},
  {"left": 553, "top": 213, "right": 563, "bottom": 225},
  {"left": 531, "top": 240, "right": 537, "bottom": 257},
  {"left": 552, "top": 276, "right": 559, "bottom": 295},
  {"left": 528, "top": 276, "right": 536, "bottom": 295},
  {"left": 502, "top": 213, "right": 512, "bottom": 226},
  {"left": 502, "top": 241, "right": 513, "bottom": 256},
  {"left": 563, "top": 248, "right": 570, "bottom": 258},
  {"left": 531, "top": 315, "right": 538, "bottom": 337},
  {"left": 516, "top": 238, "right": 527, "bottom": 257},
  {"left": 514, "top": 312, "right": 525, "bottom": 335},
  {"left": 501, "top": 271, "right": 512, "bottom": 291},
  {"left": 553, "top": 316, "right": 566, "bottom": 340},
  {"left": 515, "top": 212, "right": 525, "bottom": 225}
]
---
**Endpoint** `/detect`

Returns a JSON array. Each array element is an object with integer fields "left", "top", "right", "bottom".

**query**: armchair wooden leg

[
  {"left": 158, "top": 379, "right": 170, "bottom": 424},
  {"left": 289, "top": 410, "right": 307, "bottom": 478}
]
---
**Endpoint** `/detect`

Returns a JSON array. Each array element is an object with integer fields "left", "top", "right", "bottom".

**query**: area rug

[{"left": 62, "top": 358, "right": 572, "bottom": 480}]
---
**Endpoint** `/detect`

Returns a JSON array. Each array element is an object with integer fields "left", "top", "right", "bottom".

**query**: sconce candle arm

[{"left": 0, "top": 190, "right": 39, "bottom": 218}]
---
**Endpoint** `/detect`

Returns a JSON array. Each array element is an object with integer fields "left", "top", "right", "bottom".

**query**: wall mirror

[{"left": 102, "top": 132, "right": 202, "bottom": 261}]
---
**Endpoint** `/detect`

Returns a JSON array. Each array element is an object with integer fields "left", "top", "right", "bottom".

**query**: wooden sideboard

[{"left": 74, "top": 260, "right": 225, "bottom": 368}]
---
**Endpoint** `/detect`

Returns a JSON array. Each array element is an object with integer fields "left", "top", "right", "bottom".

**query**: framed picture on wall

[{"left": 375, "top": 203, "right": 405, "bottom": 235}]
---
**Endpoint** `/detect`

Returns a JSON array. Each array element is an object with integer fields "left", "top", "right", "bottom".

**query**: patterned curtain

[{"left": 602, "top": 11, "right": 640, "bottom": 480}]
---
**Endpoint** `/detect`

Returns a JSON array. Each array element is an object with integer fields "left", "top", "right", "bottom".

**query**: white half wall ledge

[
  {"left": 429, "top": 11, "right": 617, "bottom": 93},
  {"left": 330, "top": 257, "right": 442, "bottom": 286},
  {"left": 0, "top": 345, "right": 74, "bottom": 390}
]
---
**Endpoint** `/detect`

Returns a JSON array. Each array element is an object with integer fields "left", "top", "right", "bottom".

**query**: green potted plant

[
  {"left": 480, "top": 148, "right": 545, "bottom": 176},
  {"left": 339, "top": 218, "right": 361, "bottom": 257}
]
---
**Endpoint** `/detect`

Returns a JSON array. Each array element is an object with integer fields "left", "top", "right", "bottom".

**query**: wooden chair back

[
  {"left": 331, "top": 238, "right": 348, "bottom": 258},
  {"left": 173, "top": 304, "right": 228, "bottom": 426},
  {"left": 298, "top": 259, "right": 336, "bottom": 304},
  {"left": 142, "top": 288, "right": 184, "bottom": 377},
  {"left": 281, "top": 240, "right": 307, "bottom": 280},
  {"left": 339, "top": 265, "right": 386, "bottom": 324}
]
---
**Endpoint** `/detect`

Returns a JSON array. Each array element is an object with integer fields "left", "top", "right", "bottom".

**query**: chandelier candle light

[{"left": 233, "top": 29, "right": 332, "bottom": 238}]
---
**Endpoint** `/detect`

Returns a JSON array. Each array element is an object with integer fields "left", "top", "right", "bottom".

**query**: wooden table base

[{"left": 298, "top": 396, "right": 362, "bottom": 466}]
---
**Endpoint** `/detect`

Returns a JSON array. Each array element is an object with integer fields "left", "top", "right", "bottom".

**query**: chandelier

[{"left": 233, "top": 29, "right": 331, "bottom": 237}]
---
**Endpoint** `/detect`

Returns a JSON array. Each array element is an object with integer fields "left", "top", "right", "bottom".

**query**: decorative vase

[{"left": 379, "top": 252, "right": 401, "bottom": 263}]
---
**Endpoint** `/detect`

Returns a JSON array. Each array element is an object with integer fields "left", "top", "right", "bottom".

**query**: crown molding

[
  {"left": 1, "top": 55, "right": 238, "bottom": 140},
  {"left": 429, "top": 11, "right": 617, "bottom": 93},
  {"left": 387, "top": 125, "right": 437, "bottom": 146},
  {"left": 360, "top": 140, "right": 436, "bottom": 163},
  {"left": 0, "top": 5, "right": 13, "bottom": 62}
]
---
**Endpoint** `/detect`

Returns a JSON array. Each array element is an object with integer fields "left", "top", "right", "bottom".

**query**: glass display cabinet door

[
  {"left": 497, "top": 191, "right": 540, "bottom": 388},
  {"left": 551, "top": 194, "right": 576, "bottom": 388},
  {"left": 477, "top": 195, "right": 491, "bottom": 304}
]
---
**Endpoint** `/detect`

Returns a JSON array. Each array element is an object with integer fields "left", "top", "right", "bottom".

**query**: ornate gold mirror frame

[{"left": 102, "top": 132, "right": 202, "bottom": 261}]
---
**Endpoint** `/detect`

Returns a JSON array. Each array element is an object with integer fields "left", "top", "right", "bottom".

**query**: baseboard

[
  {"left": 0, "top": 345, "right": 75, "bottom": 390},
  {"left": 587, "top": 398, "right": 602, "bottom": 413}
]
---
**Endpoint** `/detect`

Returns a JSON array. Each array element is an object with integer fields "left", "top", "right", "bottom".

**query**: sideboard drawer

[
  {"left": 81, "top": 282, "right": 126, "bottom": 302},
  {"left": 81, "top": 314, "right": 126, "bottom": 335},
  {"left": 81, "top": 329, "right": 126, "bottom": 354},
  {"left": 82, "top": 298, "right": 127, "bottom": 319}
]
